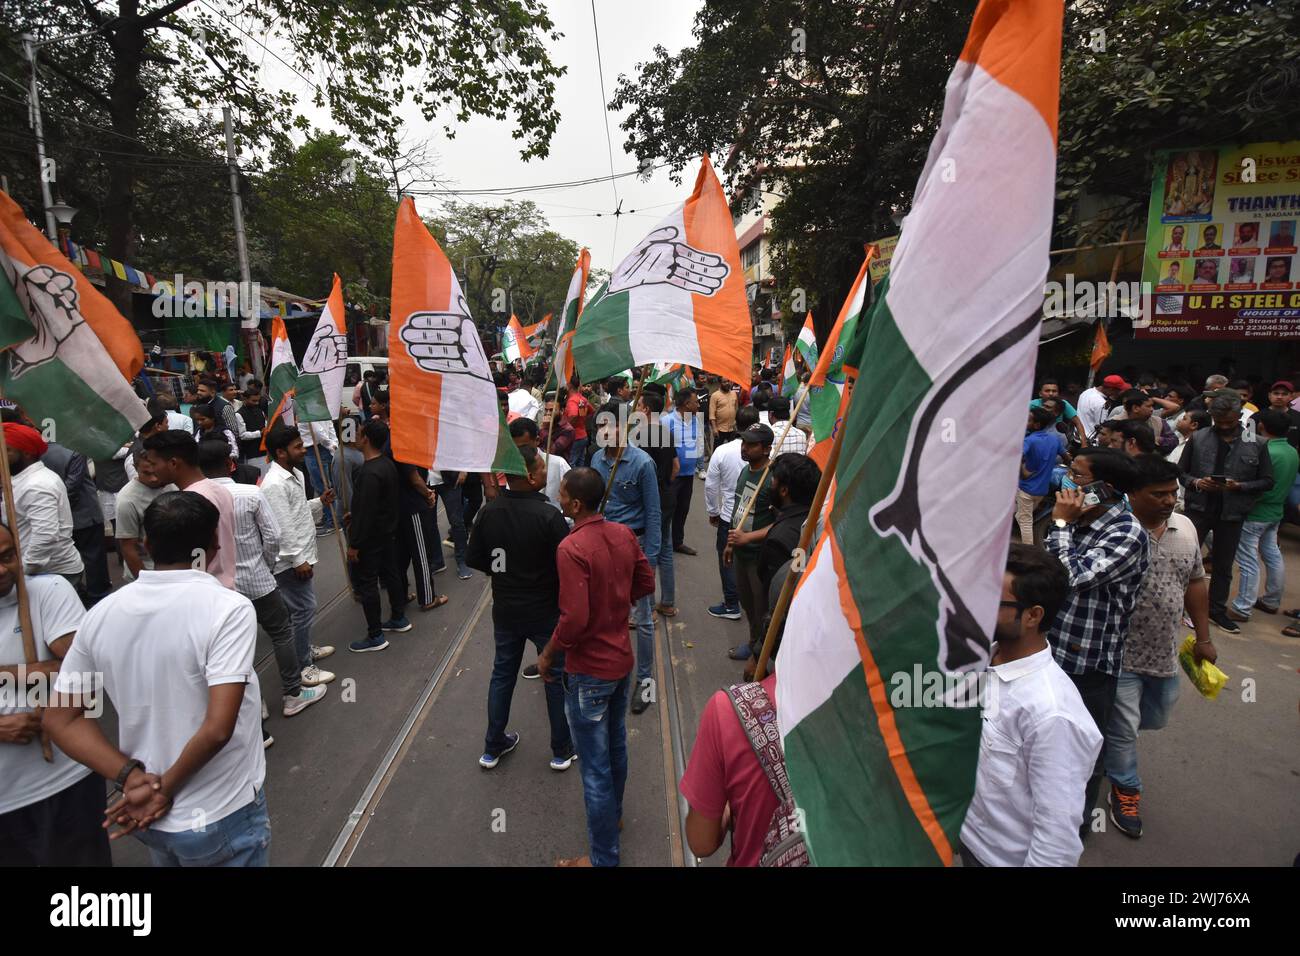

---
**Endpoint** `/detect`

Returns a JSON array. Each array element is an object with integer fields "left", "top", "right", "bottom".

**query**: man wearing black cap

[
  {"left": 1264, "top": 380, "right": 1300, "bottom": 449},
  {"left": 724, "top": 423, "right": 775, "bottom": 662}
]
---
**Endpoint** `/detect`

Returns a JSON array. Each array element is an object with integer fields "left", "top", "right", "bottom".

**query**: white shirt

[
  {"left": 960, "top": 645, "right": 1102, "bottom": 867},
  {"left": 6, "top": 462, "right": 83, "bottom": 576},
  {"left": 211, "top": 478, "right": 281, "bottom": 600},
  {"left": 1076, "top": 387, "right": 1108, "bottom": 439},
  {"left": 771, "top": 421, "right": 809, "bottom": 458},
  {"left": 54, "top": 570, "right": 265, "bottom": 833},
  {"left": 260, "top": 461, "right": 323, "bottom": 574},
  {"left": 508, "top": 388, "right": 542, "bottom": 422},
  {"left": 704, "top": 438, "right": 746, "bottom": 523},
  {"left": 298, "top": 421, "right": 338, "bottom": 454},
  {"left": 165, "top": 410, "right": 194, "bottom": 434},
  {"left": 0, "top": 576, "right": 90, "bottom": 815},
  {"left": 542, "top": 452, "right": 570, "bottom": 510}
]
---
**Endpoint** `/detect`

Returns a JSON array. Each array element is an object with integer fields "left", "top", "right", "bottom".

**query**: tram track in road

[{"left": 322, "top": 580, "right": 491, "bottom": 867}]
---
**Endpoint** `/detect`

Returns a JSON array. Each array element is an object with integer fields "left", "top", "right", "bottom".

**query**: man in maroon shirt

[{"left": 538, "top": 467, "right": 655, "bottom": 867}]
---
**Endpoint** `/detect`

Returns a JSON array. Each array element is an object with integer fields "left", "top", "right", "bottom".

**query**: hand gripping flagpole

[
  {"left": 751, "top": 404, "right": 848, "bottom": 682},
  {"left": 0, "top": 421, "right": 53, "bottom": 761},
  {"left": 726, "top": 377, "right": 815, "bottom": 536}
]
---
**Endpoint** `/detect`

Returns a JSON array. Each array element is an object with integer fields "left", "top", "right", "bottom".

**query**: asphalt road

[{"left": 101, "top": 477, "right": 1298, "bottom": 867}]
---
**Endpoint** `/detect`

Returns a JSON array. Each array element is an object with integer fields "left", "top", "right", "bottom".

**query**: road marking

[
  {"left": 322, "top": 581, "right": 491, "bottom": 867},
  {"left": 656, "top": 616, "right": 694, "bottom": 868}
]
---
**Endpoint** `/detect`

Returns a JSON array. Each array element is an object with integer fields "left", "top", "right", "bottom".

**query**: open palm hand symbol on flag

[
  {"left": 608, "top": 226, "right": 729, "bottom": 296},
  {"left": 399, "top": 306, "right": 491, "bottom": 382},
  {"left": 304, "top": 326, "right": 347, "bottom": 373},
  {"left": 9, "top": 264, "right": 85, "bottom": 379}
]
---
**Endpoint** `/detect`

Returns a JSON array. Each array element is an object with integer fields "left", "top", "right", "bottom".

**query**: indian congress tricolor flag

[
  {"left": 266, "top": 315, "right": 299, "bottom": 428},
  {"left": 389, "top": 197, "right": 523, "bottom": 474},
  {"left": 296, "top": 273, "right": 348, "bottom": 422},
  {"left": 782, "top": 312, "right": 817, "bottom": 398},
  {"left": 806, "top": 256, "right": 871, "bottom": 468},
  {"left": 552, "top": 249, "right": 590, "bottom": 386},
  {"left": 0, "top": 191, "right": 148, "bottom": 458},
  {"left": 502, "top": 314, "right": 537, "bottom": 365},
  {"left": 777, "top": 0, "right": 1063, "bottom": 866},
  {"left": 571, "top": 155, "right": 750, "bottom": 386}
]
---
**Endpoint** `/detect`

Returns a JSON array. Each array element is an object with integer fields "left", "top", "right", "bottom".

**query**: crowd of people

[
  {"left": 985, "top": 369, "right": 1300, "bottom": 865},
  {"left": 1, "top": 352, "right": 1294, "bottom": 869}
]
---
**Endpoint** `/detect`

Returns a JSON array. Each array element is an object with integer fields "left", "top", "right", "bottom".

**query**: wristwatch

[
  {"left": 1053, "top": 518, "right": 1069, "bottom": 530},
  {"left": 114, "top": 758, "right": 145, "bottom": 793}
]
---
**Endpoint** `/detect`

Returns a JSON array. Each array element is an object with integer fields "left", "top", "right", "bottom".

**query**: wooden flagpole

[
  {"left": 598, "top": 367, "right": 649, "bottom": 513},
  {"left": 0, "top": 424, "right": 53, "bottom": 761},
  {"left": 308, "top": 427, "right": 351, "bottom": 584},
  {"left": 1085, "top": 225, "right": 1129, "bottom": 390},
  {"left": 726, "top": 377, "right": 815, "bottom": 535},
  {"left": 751, "top": 407, "right": 849, "bottom": 682}
]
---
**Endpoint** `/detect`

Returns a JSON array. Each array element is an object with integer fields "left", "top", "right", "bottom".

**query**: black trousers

[
  {"left": 355, "top": 536, "right": 405, "bottom": 636},
  {"left": 398, "top": 510, "right": 442, "bottom": 607},
  {"left": 670, "top": 474, "right": 695, "bottom": 549},
  {"left": 1069, "top": 669, "right": 1118, "bottom": 839},
  {"left": 73, "top": 522, "right": 111, "bottom": 606},
  {"left": 1186, "top": 511, "right": 1244, "bottom": 618},
  {"left": 0, "top": 772, "right": 112, "bottom": 866},
  {"left": 462, "top": 474, "right": 485, "bottom": 532}
]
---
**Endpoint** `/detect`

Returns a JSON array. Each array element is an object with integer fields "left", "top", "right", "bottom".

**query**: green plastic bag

[{"left": 1178, "top": 633, "right": 1229, "bottom": 700}]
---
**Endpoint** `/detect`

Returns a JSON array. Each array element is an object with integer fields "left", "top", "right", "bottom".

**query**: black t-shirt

[
  {"left": 635, "top": 416, "right": 676, "bottom": 517},
  {"left": 349, "top": 455, "right": 401, "bottom": 548}
]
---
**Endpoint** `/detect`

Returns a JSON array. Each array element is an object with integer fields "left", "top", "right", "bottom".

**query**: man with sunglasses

[
  {"left": 959, "top": 544, "right": 1101, "bottom": 867},
  {"left": 1045, "top": 448, "right": 1149, "bottom": 838}
]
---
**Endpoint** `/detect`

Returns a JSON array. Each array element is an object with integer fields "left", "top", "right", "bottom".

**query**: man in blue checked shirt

[
  {"left": 591, "top": 401, "right": 662, "bottom": 716},
  {"left": 1045, "top": 447, "right": 1149, "bottom": 838}
]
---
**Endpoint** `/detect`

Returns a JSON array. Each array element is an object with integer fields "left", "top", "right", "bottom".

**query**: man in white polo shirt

[
  {"left": 703, "top": 406, "right": 759, "bottom": 622},
  {"left": 45, "top": 491, "right": 269, "bottom": 867},
  {"left": 0, "top": 522, "right": 109, "bottom": 865},
  {"left": 960, "top": 544, "right": 1102, "bottom": 867}
]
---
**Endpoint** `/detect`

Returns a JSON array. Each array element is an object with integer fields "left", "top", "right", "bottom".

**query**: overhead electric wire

[{"left": 590, "top": 0, "right": 622, "bottom": 265}]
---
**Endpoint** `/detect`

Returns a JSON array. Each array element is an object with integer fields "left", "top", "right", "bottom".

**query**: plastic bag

[{"left": 1178, "top": 633, "right": 1229, "bottom": 700}]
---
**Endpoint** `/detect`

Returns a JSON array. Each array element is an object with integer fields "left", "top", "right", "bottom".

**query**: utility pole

[
  {"left": 224, "top": 106, "right": 262, "bottom": 379},
  {"left": 22, "top": 34, "right": 58, "bottom": 241}
]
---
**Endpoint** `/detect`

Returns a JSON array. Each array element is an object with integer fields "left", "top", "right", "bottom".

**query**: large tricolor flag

[
  {"left": 777, "top": 0, "right": 1064, "bottom": 866},
  {"left": 296, "top": 273, "right": 348, "bottom": 422},
  {"left": 552, "top": 249, "right": 591, "bottom": 386},
  {"left": 502, "top": 314, "right": 538, "bottom": 365},
  {"left": 389, "top": 197, "right": 524, "bottom": 474},
  {"left": 571, "top": 155, "right": 750, "bottom": 385},
  {"left": 0, "top": 191, "right": 148, "bottom": 458},
  {"left": 266, "top": 315, "right": 298, "bottom": 429}
]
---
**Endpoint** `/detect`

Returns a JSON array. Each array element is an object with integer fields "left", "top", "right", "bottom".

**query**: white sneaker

[
  {"left": 283, "top": 684, "right": 327, "bottom": 717},
  {"left": 301, "top": 664, "right": 335, "bottom": 686},
  {"left": 311, "top": 645, "right": 335, "bottom": 661},
  {"left": 261, "top": 698, "right": 269, "bottom": 721}
]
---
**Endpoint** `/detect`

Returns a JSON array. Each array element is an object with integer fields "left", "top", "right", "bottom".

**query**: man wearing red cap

[
  {"left": 1, "top": 423, "right": 84, "bottom": 592},
  {"left": 1076, "top": 374, "right": 1129, "bottom": 444}
]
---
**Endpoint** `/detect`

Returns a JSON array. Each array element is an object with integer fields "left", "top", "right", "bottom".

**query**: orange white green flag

[
  {"left": 266, "top": 314, "right": 299, "bottom": 429},
  {"left": 296, "top": 273, "right": 348, "bottom": 422},
  {"left": 502, "top": 313, "right": 538, "bottom": 366},
  {"left": 0, "top": 190, "right": 148, "bottom": 458},
  {"left": 552, "top": 249, "right": 591, "bottom": 387},
  {"left": 389, "top": 197, "right": 524, "bottom": 474},
  {"left": 778, "top": 0, "right": 1064, "bottom": 866},
  {"left": 571, "top": 155, "right": 750, "bottom": 386}
]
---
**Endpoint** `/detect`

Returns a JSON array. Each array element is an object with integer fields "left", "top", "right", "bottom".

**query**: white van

[{"left": 341, "top": 356, "right": 389, "bottom": 418}]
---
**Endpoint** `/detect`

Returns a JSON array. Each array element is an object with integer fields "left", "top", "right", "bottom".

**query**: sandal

[
  {"left": 655, "top": 603, "right": 678, "bottom": 617},
  {"left": 420, "top": 595, "right": 450, "bottom": 612},
  {"left": 1283, "top": 625, "right": 1300, "bottom": 638},
  {"left": 1284, "top": 609, "right": 1300, "bottom": 620}
]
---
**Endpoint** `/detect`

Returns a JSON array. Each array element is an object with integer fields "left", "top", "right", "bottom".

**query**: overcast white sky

[{"left": 247, "top": 0, "right": 704, "bottom": 275}]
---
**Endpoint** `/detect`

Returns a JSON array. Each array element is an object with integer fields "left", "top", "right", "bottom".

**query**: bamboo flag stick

[
  {"left": 0, "top": 422, "right": 53, "bottom": 761},
  {"left": 598, "top": 367, "right": 649, "bottom": 513},
  {"left": 309, "top": 429, "right": 352, "bottom": 586},
  {"left": 726, "top": 376, "right": 815, "bottom": 535},
  {"left": 1085, "top": 225, "right": 1129, "bottom": 391},
  {"left": 752, "top": 395, "right": 850, "bottom": 682}
]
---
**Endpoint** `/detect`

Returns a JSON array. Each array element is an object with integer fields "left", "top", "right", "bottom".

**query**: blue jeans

[
  {"left": 568, "top": 437, "right": 588, "bottom": 468},
  {"left": 563, "top": 672, "right": 630, "bottom": 867},
  {"left": 135, "top": 788, "right": 270, "bottom": 867},
  {"left": 1231, "top": 519, "right": 1284, "bottom": 615},
  {"left": 657, "top": 510, "right": 675, "bottom": 606},
  {"left": 1103, "top": 671, "right": 1180, "bottom": 791},
  {"left": 304, "top": 446, "right": 337, "bottom": 529},
  {"left": 634, "top": 534, "right": 655, "bottom": 682},
  {"left": 275, "top": 568, "right": 318, "bottom": 670},
  {"left": 486, "top": 617, "right": 571, "bottom": 759},
  {"left": 715, "top": 518, "right": 739, "bottom": 608}
]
